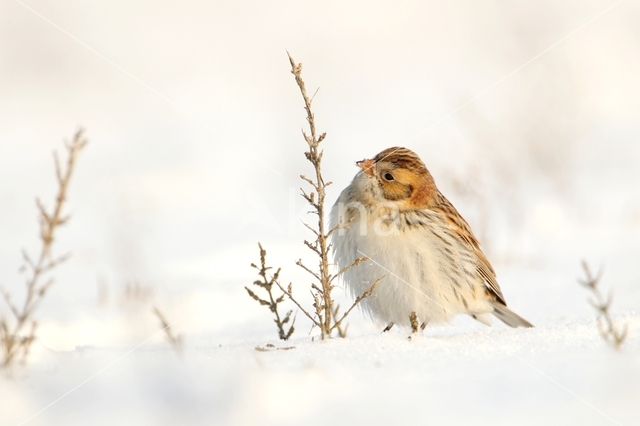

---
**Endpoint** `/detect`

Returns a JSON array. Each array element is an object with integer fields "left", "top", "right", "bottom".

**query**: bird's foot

[
  {"left": 409, "top": 312, "right": 419, "bottom": 333},
  {"left": 408, "top": 312, "right": 420, "bottom": 340}
]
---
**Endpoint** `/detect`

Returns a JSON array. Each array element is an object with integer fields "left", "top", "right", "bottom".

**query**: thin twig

[
  {"left": 246, "top": 54, "right": 376, "bottom": 340},
  {"left": 296, "top": 259, "right": 321, "bottom": 282},
  {"left": 579, "top": 261, "right": 627, "bottom": 350},
  {"left": 245, "top": 243, "right": 296, "bottom": 340},
  {"left": 332, "top": 305, "right": 348, "bottom": 338},
  {"left": 273, "top": 278, "right": 319, "bottom": 327},
  {"left": 330, "top": 277, "right": 382, "bottom": 333},
  {"left": 330, "top": 257, "right": 368, "bottom": 283},
  {"left": 152, "top": 306, "right": 184, "bottom": 354},
  {"left": 287, "top": 51, "right": 336, "bottom": 338},
  {"left": 286, "top": 52, "right": 378, "bottom": 338},
  {"left": 1, "top": 129, "right": 87, "bottom": 368}
]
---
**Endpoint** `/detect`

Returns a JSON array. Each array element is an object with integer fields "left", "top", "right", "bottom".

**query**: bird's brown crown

[{"left": 372, "top": 147, "right": 429, "bottom": 175}]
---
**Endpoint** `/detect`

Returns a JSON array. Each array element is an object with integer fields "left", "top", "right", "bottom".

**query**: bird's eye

[{"left": 383, "top": 172, "right": 394, "bottom": 181}]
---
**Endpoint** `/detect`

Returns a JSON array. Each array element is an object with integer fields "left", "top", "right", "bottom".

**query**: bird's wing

[{"left": 433, "top": 191, "right": 506, "bottom": 304}]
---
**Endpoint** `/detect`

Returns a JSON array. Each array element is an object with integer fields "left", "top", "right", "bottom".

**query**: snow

[
  {"left": 1, "top": 251, "right": 638, "bottom": 425},
  {"left": 2, "top": 316, "right": 639, "bottom": 426},
  {"left": 2, "top": 0, "right": 640, "bottom": 425}
]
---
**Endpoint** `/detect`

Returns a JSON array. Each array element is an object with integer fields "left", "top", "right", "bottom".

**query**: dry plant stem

[
  {"left": 152, "top": 307, "right": 183, "bottom": 354},
  {"left": 282, "top": 52, "right": 380, "bottom": 339},
  {"left": 272, "top": 278, "right": 318, "bottom": 327},
  {"left": 245, "top": 54, "right": 379, "bottom": 341},
  {"left": 330, "top": 257, "right": 368, "bottom": 284},
  {"left": 330, "top": 277, "right": 382, "bottom": 334},
  {"left": 1, "top": 129, "right": 87, "bottom": 368},
  {"left": 287, "top": 52, "right": 334, "bottom": 338},
  {"left": 579, "top": 261, "right": 627, "bottom": 350},
  {"left": 332, "top": 305, "right": 347, "bottom": 338},
  {"left": 246, "top": 244, "right": 295, "bottom": 340}
]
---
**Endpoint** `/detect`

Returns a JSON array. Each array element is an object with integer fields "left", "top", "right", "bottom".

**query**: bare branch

[
  {"left": 327, "top": 222, "right": 346, "bottom": 238},
  {"left": 303, "top": 240, "right": 321, "bottom": 256},
  {"left": 300, "top": 174, "right": 317, "bottom": 189},
  {"left": 152, "top": 306, "right": 183, "bottom": 355},
  {"left": 301, "top": 221, "right": 319, "bottom": 237},
  {"left": 2, "top": 129, "right": 87, "bottom": 369},
  {"left": 296, "top": 259, "right": 321, "bottom": 282},
  {"left": 247, "top": 54, "right": 372, "bottom": 341},
  {"left": 332, "top": 305, "right": 348, "bottom": 338},
  {"left": 0, "top": 289, "right": 20, "bottom": 320},
  {"left": 299, "top": 188, "right": 316, "bottom": 205},
  {"left": 330, "top": 257, "right": 368, "bottom": 283},
  {"left": 579, "top": 261, "right": 627, "bottom": 350},
  {"left": 273, "top": 278, "right": 319, "bottom": 327},
  {"left": 330, "top": 277, "right": 382, "bottom": 333},
  {"left": 245, "top": 244, "right": 296, "bottom": 340}
]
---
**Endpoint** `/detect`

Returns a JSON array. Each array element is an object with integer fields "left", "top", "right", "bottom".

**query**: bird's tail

[{"left": 492, "top": 303, "right": 533, "bottom": 328}]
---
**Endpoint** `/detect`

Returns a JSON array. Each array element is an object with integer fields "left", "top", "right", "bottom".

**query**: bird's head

[{"left": 353, "top": 147, "right": 437, "bottom": 209}]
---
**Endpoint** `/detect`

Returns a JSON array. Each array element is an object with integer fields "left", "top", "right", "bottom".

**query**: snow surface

[
  {"left": 1, "top": 253, "right": 638, "bottom": 426},
  {"left": 1, "top": 316, "right": 639, "bottom": 426}
]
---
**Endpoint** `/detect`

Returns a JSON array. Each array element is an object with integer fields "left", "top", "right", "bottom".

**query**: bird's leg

[
  {"left": 409, "top": 312, "right": 419, "bottom": 334},
  {"left": 382, "top": 322, "right": 394, "bottom": 333},
  {"left": 420, "top": 321, "right": 428, "bottom": 331}
]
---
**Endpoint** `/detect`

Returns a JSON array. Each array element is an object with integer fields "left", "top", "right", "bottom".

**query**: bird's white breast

[{"left": 330, "top": 185, "right": 491, "bottom": 326}]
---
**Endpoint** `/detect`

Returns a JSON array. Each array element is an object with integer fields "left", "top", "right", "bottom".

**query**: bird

[{"left": 330, "top": 147, "right": 532, "bottom": 332}]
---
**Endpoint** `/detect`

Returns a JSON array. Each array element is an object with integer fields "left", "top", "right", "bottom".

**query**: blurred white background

[
  {"left": 1, "top": 0, "right": 640, "bottom": 341},
  {"left": 1, "top": 1, "right": 639, "bottom": 424},
  {"left": 1, "top": 0, "right": 640, "bottom": 337}
]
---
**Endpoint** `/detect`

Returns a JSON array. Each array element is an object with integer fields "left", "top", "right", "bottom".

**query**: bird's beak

[{"left": 356, "top": 159, "right": 375, "bottom": 177}]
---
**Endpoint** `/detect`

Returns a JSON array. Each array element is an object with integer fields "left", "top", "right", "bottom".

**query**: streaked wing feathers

[{"left": 434, "top": 191, "right": 506, "bottom": 304}]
